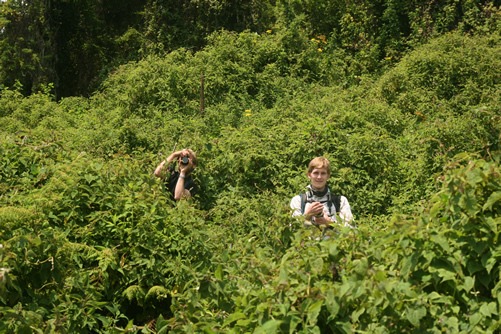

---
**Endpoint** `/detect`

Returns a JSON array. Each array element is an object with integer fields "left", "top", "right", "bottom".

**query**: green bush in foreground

[
  {"left": 164, "top": 154, "right": 500, "bottom": 333},
  {"left": 0, "top": 27, "right": 499, "bottom": 333}
]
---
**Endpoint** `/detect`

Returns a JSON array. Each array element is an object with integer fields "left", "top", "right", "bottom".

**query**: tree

[{"left": 0, "top": 0, "right": 56, "bottom": 95}]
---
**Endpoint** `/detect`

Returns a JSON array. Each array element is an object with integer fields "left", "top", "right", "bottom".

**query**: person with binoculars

[
  {"left": 290, "top": 156, "right": 353, "bottom": 231},
  {"left": 154, "top": 148, "right": 198, "bottom": 201}
]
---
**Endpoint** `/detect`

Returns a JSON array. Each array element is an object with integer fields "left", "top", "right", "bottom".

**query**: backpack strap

[
  {"left": 332, "top": 195, "right": 341, "bottom": 213},
  {"left": 300, "top": 193, "right": 306, "bottom": 214},
  {"left": 325, "top": 191, "right": 341, "bottom": 216}
]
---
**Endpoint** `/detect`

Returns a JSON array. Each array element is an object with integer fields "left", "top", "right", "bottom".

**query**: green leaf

[
  {"left": 325, "top": 296, "right": 340, "bottom": 319},
  {"left": 466, "top": 168, "right": 484, "bottom": 186},
  {"left": 84, "top": 173, "right": 97, "bottom": 184},
  {"left": 484, "top": 216, "right": 499, "bottom": 235},
  {"left": 484, "top": 254, "right": 496, "bottom": 274},
  {"left": 157, "top": 323, "right": 169, "bottom": 334},
  {"left": 288, "top": 315, "right": 302, "bottom": 333},
  {"left": 435, "top": 268, "right": 456, "bottom": 282},
  {"left": 338, "top": 281, "right": 352, "bottom": 298},
  {"left": 401, "top": 253, "right": 418, "bottom": 277},
  {"left": 156, "top": 314, "right": 168, "bottom": 331},
  {"left": 430, "top": 234, "right": 451, "bottom": 252},
  {"left": 310, "top": 256, "right": 324, "bottom": 274},
  {"left": 254, "top": 320, "right": 282, "bottom": 334},
  {"left": 307, "top": 300, "right": 324, "bottom": 324},
  {"left": 427, "top": 291, "right": 442, "bottom": 300},
  {"left": 236, "top": 319, "right": 252, "bottom": 327},
  {"left": 328, "top": 243, "right": 339, "bottom": 257},
  {"left": 479, "top": 302, "right": 497, "bottom": 318},
  {"left": 374, "top": 270, "right": 387, "bottom": 282},
  {"left": 483, "top": 191, "right": 501, "bottom": 211},
  {"left": 222, "top": 312, "right": 246, "bottom": 327},
  {"left": 278, "top": 266, "right": 289, "bottom": 286},
  {"left": 469, "top": 312, "right": 482, "bottom": 326},
  {"left": 215, "top": 264, "right": 223, "bottom": 280},
  {"left": 467, "top": 258, "right": 484, "bottom": 274},
  {"left": 406, "top": 306, "right": 426, "bottom": 327},
  {"left": 444, "top": 316, "right": 459, "bottom": 331},
  {"left": 351, "top": 307, "right": 365, "bottom": 322},
  {"left": 462, "top": 276, "right": 475, "bottom": 293}
]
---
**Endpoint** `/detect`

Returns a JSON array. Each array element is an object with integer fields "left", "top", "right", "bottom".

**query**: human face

[{"left": 308, "top": 167, "right": 329, "bottom": 190}]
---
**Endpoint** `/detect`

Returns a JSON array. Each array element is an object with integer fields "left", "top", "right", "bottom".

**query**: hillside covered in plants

[{"left": 1, "top": 0, "right": 500, "bottom": 333}]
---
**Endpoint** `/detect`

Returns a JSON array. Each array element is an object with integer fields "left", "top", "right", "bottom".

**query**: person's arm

[
  {"left": 173, "top": 155, "right": 196, "bottom": 200},
  {"left": 339, "top": 196, "right": 354, "bottom": 227},
  {"left": 290, "top": 196, "right": 303, "bottom": 218},
  {"left": 173, "top": 173, "right": 191, "bottom": 200},
  {"left": 154, "top": 150, "right": 182, "bottom": 178}
]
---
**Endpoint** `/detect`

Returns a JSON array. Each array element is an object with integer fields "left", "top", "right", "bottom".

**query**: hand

[
  {"left": 305, "top": 201, "right": 324, "bottom": 219},
  {"left": 179, "top": 157, "right": 194, "bottom": 174},
  {"left": 166, "top": 150, "right": 183, "bottom": 163},
  {"left": 173, "top": 150, "right": 184, "bottom": 159},
  {"left": 312, "top": 214, "right": 332, "bottom": 226}
]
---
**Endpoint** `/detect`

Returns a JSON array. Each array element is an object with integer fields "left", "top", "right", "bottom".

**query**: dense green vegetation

[
  {"left": 1, "top": 0, "right": 500, "bottom": 333},
  {"left": 1, "top": 0, "right": 500, "bottom": 98}
]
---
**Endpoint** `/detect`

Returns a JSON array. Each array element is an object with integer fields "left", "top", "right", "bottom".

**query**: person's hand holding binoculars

[{"left": 178, "top": 153, "right": 194, "bottom": 174}]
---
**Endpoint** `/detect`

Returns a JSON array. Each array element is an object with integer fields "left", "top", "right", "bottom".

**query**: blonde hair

[{"left": 307, "top": 157, "right": 331, "bottom": 175}]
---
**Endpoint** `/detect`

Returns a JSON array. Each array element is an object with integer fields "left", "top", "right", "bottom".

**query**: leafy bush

[
  {"left": 0, "top": 23, "right": 499, "bottom": 333},
  {"left": 164, "top": 153, "right": 501, "bottom": 333},
  {"left": 377, "top": 32, "right": 500, "bottom": 114}
]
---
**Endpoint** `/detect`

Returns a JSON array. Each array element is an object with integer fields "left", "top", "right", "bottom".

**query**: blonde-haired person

[
  {"left": 154, "top": 148, "right": 198, "bottom": 201},
  {"left": 290, "top": 157, "right": 353, "bottom": 230}
]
